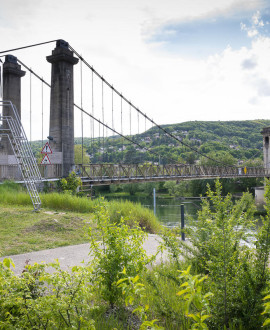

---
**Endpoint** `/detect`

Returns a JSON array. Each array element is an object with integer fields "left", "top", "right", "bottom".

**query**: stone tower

[
  {"left": 1, "top": 55, "right": 25, "bottom": 159},
  {"left": 46, "top": 40, "right": 78, "bottom": 177}
]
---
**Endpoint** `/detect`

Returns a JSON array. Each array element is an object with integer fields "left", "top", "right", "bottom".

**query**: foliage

[
  {"left": 176, "top": 266, "right": 213, "bottom": 329},
  {"left": 262, "top": 294, "right": 270, "bottom": 327},
  {"left": 69, "top": 119, "right": 268, "bottom": 167},
  {"left": 199, "top": 151, "right": 236, "bottom": 166},
  {"left": 88, "top": 200, "right": 154, "bottom": 307},
  {"left": 163, "top": 181, "right": 191, "bottom": 197},
  {"left": 0, "top": 258, "right": 95, "bottom": 329},
  {"left": 74, "top": 144, "right": 90, "bottom": 164},
  {"left": 59, "top": 171, "right": 82, "bottom": 193},
  {"left": 172, "top": 179, "right": 270, "bottom": 329},
  {"left": 117, "top": 268, "right": 163, "bottom": 329}
]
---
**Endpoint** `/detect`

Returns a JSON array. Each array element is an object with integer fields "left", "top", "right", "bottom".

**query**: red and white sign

[
  {"left": 41, "top": 142, "right": 52, "bottom": 154},
  {"left": 41, "top": 154, "right": 51, "bottom": 165}
]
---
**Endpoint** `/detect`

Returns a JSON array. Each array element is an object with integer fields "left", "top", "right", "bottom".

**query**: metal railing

[{"left": 76, "top": 163, "right": 266, "bottom": 185}]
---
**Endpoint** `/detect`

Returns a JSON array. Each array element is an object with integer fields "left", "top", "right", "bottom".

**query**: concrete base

[
  {"left": 0, "top": 154, "right": 17, "bottom": 165},
  {"left": 0, "top": 165, "right": 22, "bottom": 180},
  {"left": 48, "top": 152, "right": 62, "bottom": 164}
]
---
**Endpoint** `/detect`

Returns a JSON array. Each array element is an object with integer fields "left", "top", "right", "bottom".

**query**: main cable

[
  {"left": 0, "top": 40, "right": 59, "bottom": 55},
  {"left": 68, "top": 44, "right": 238, "bottom": 167},
  {"left": 18, "top": 58, "right": 180, "bottom": 165}
]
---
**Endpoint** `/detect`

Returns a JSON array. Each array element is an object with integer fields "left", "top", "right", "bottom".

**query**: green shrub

[
  {"left": 88, "top": 200, "right": 154, "bottom": 307},
  {"left": 0, "top": 259, "right": 95, "bottom": 329}
]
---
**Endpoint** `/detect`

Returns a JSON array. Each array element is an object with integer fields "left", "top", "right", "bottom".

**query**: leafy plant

[
  {"left": 88, "top": 199, "right": 154, "bottom": 307},
  {"left": 176, "top": 266, "right": 213, "bottom": 329},
  {"left": 0, "top": 259, "right": 95, "bottom": 329},
  {"left": 59, "top": 171, "right": 82, "bottom": 193},
  {"left": 117, "top": 267, "right": 163, "bottom": 330}
]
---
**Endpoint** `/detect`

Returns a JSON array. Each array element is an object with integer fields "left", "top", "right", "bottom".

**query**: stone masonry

[{"left": 46, "top": 40, "right": 78, "bottom": 177}]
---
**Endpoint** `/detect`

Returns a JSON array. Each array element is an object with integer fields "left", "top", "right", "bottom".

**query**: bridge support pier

[
  {"left": 0, "top": 55, "right": 25, "bottom": 173},
  {"left": 46, "top": 40, "right": 78, "bottom": 177}
]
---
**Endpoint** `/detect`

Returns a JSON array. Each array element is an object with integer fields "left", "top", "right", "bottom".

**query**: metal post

[
  {"left": 181, "top": 204, "right": 185, "bottom": 241},
  {"left": 153, "top": 187, "right": 156, "bottom": 216}
]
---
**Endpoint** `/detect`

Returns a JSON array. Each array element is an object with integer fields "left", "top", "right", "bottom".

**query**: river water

[{"left": 104, "top": 195, "right": 202, "bottom": 227}]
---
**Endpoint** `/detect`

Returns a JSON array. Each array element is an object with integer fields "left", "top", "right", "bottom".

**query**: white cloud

[
  {"left": 0, "top": 0, "right": 270, "bottom": 141},
  {"left": 241, "top": 9, "right": 266, "bottom": 39}
]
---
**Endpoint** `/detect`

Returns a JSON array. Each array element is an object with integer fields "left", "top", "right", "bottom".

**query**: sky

[{"left": 1, "top": 0, "right": 270, "bottom": 140}]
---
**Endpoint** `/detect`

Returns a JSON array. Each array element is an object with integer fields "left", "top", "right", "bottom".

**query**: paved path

[{"left": 0, "top": 234, "right": 168, "bottom": 275}]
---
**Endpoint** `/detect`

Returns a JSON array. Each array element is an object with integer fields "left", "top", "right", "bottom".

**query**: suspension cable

[
  {"left": 41, "top": 78, "right": 44, "bottom": 148},
  {"left": 112, "top": 86, "right": 114, "bottom": 135},
  {"left": 29, "top": 70, "right": 32, "bottom": 144},
  {"left": 0, "top": 39, "right": 59, "bottom": 55},
  {"left": 102, "top": 78, "right": 105, "bottom": 162},
  {"left": 2, "top": 42, "right": 259, "bottom": 167},
  {"left": 68, "top": 44, "right": 233, "bottom": 166},
  {"left": 17, "top": 52, "right": 238, "bottom": 167},
  {"left": 91, "top": 70, "right": 94, "bottom": 155},
  {"left": 15, "top": 57, "right": 184, "bottom": 165},
  {"left": 80, "top": 57, "right": 84, "bottom": 164},
  {"left": 121, "top": 96, "right": 124, "bottom": 159}
]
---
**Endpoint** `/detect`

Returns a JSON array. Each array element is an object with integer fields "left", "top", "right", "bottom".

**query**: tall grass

[
  {"left": 0, "top": 181, "right": 32, "bottom": 206},
  {"left": 0, "top": 182, "right": 160, "bottom": 233},
  {"left": 106, "top": 199, "right": 161, "bottom": 233},
  {"left": 41, "top": 192, "right": 97, "bottom": 213}
]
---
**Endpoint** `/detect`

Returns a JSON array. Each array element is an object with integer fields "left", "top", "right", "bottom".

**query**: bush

[
  {"left": 0, "top": 259, "right": 95, "bottom": 329},
  {"left": 88, "top": 200, "right": 154, "bottom": 307}
]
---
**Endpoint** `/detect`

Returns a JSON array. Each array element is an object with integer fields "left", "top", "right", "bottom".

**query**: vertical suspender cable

[
  {"left": 138, "top": 110, "right": 139, "bottom": 135},
  {"left": 29, "top": 70, "right": 32, "bottom": 144},
  {"left": 129, "top": 103, "right": 131, "bottom": 137},
  {"left": 91, "top": 70, "right": 94, "bottom": 156},
  {"left": 41, "top": 79, "right": 44, "bottom": 148},
  {"left": 145, "top": 114, "right": 146, "bottom": 133},
  {"left": 112, "top": 87, "right": 114, "bottom": 135},
  {"left": 121, "top": 96, "right": 123, "bottom": 160},
  {"left": 102, "top": 79, "right": 105, "bottom": 162},
  {"left": 99, "top": 119, "right": 101, "bottom": 161},
  {"left": 80, "top": 57, "right": 83, "bottom": 165}
]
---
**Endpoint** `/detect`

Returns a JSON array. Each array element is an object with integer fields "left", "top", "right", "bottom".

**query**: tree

[
  {"left": 74, "top": 145, "right": 90, "bottom": 164},
  {"left": 199, "top": 151, "right": 236, "bottom": 166}
]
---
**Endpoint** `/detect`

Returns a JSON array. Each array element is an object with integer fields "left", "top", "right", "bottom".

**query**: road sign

[
  {"left": 41, "top": 154, "right": 51, "bottom": 165},
  {"left": 41, "top": 142, "right": 52, "bottom": 154}
]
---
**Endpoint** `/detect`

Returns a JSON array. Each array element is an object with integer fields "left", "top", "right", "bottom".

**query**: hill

[
  {"left": 31, "top": 120, "right": 270, "bottom": 166},
  {"left": 74, "top": 119, "right": 270, "bottom": 166}
]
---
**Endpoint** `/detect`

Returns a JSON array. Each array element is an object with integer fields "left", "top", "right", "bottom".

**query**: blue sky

[
  {"left": 1, "top": 0, "right": 270, "bottom": 140},
  {"left": 148, "top": 6, "right": 270, "bottom": 57}
]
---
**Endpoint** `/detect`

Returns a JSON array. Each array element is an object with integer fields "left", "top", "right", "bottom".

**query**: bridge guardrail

[{"left": 76, "top": 163, "right": 266, "bottom": 184}]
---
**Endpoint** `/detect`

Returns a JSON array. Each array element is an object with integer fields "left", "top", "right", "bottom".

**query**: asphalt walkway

[{"left": 0, "top": 234, "right": 168, "bottom": 275}]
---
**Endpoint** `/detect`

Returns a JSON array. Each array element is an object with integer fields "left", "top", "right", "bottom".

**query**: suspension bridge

[{"left": 0, "top": 39, "right": 269, "bottom": 210}]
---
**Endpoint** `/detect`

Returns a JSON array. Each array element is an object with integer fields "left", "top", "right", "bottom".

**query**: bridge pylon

[
  {"left": 46, "top": 40, "right": 79, "bottom": 177},
  {"left": 0, "top": 55, "right": 25, "bottom": 164}
]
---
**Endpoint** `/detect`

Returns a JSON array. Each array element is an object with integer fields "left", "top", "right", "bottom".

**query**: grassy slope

[
  {"left": 0, "top": 205, "right": 92, "bottom": 256},
  {"left": 0, "top": 183, "right": 161, "bottom": 256}
]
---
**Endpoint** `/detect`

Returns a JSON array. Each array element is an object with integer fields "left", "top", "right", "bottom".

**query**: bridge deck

[
  {"left": 76, "top": 164, "right": 266, "bottom": 186},
  {"left": 0, "top": 163, "right": 266, "bottom": 186}
]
